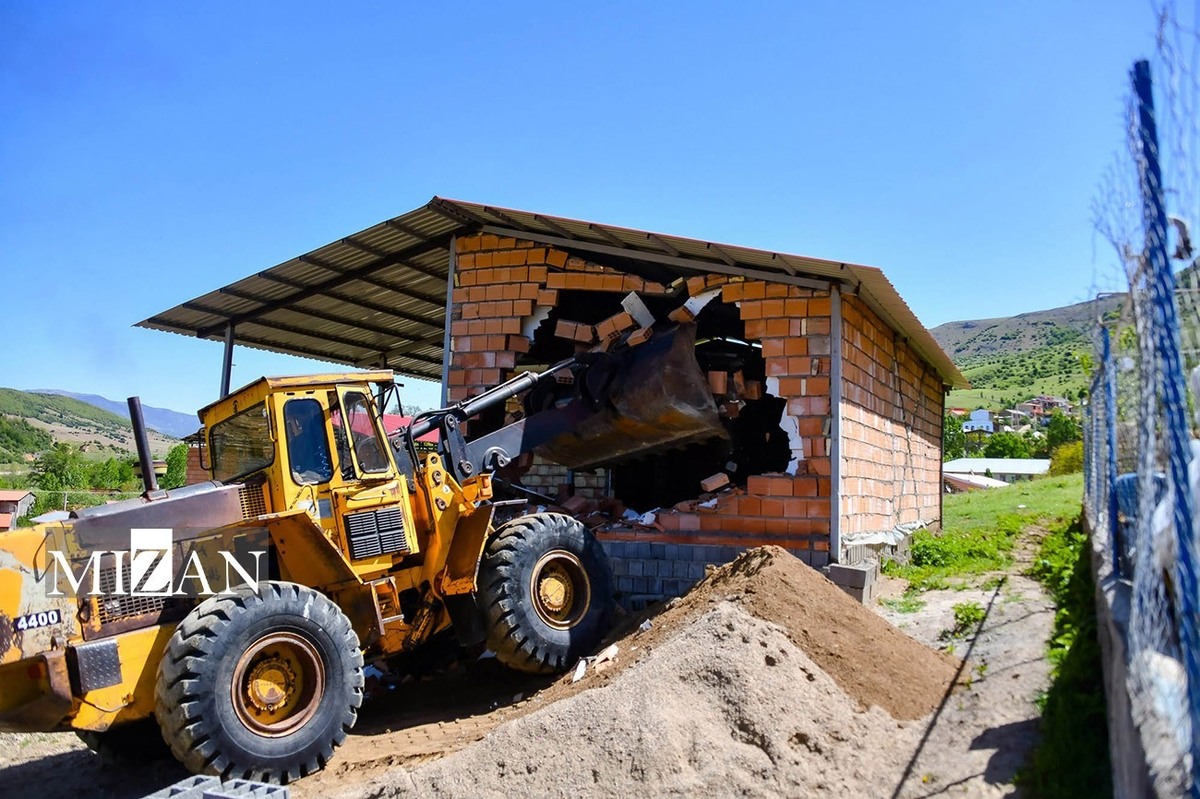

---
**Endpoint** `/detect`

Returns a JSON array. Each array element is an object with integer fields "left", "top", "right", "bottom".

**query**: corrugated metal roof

[
  {"left": 943, "top": 458, "right": 1051, "bottom": 476},
  {"left": 140, "top": 197, "right": 967, "bottom": 388}
]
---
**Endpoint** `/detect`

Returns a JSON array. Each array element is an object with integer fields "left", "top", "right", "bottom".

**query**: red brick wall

[
  {"left": 838, "top": 295, "right": 944, "bottom": 539},
  {"left": 449, "top": 234, "right": 943, "bottom": 561}
]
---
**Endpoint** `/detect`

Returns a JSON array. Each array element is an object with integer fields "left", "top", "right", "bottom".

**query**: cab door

[{"left": 329, "top": 387, "right": 420, "bottom": 574}]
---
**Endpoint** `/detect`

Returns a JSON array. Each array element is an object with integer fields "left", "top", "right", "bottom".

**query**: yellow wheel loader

[{"left": 0, "top": 324, "right": 721, "bottom": 783}]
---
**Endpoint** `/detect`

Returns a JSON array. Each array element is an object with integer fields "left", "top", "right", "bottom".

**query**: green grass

[
  {"left": 884, "top": 474, "right": 1083, "bottom": 591},
  {"left": 880, "top": 594, "right": 926, "bottom": 613},
  {"left": 946, "top": 342, "right": 1090, "bottom": 412},
  {"left": 1018, "top": 515, "right": 1111, "bottom": 798}
]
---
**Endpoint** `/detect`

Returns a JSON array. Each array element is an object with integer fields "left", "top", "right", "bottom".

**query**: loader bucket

[{"left": 538, "top": 324, "right": 727, "bottom": 469}]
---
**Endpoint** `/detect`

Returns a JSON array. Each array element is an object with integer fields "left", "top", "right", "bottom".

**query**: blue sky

[{"left": 0, "top": 2, "right": 1155, "bottom": 416}]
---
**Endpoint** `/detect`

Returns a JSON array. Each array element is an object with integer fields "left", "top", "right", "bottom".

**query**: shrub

[{"left": 1049, "top": 441, "right": 1084, "bottom": 476}]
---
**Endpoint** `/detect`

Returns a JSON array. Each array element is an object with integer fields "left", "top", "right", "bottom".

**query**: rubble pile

[{"left": 336, "top": 547, "right": 959, "bottom": 798}]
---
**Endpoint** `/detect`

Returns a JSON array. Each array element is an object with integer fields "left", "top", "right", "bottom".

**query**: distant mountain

[
  {"left": 931, "top": 296, "right": 1124, "bottom": 412},
  {"left": 0, "top": 388, "right": 179, "bottom": 461},
  {"left": 26, "top": 390, "right": 198, "bottom": 439}
]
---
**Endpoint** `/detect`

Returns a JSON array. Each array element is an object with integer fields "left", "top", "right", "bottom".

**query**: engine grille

[
  {"left": 95, "top": 566, "right": 181, "bottom": 625},
  {"left": 239, "top": 483, "right": 267, "bottom": 518},
  {"left": 345, "top": 507, "right": 410, "bottom": 560}
]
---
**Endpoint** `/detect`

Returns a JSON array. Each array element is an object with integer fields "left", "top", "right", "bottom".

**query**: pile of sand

[{"left": 333, "top": 547, "right": 959, "bottom": 798}]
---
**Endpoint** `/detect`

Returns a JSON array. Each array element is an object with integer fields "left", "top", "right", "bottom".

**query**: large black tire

[
  {"left": 76, "top": 718, "right": 170, "bottom": 764},
  {"left": 155, "top": 582, "right": 364, "bottom": 783},
  {"left": 479, "top": 512, "right": 615, "bottom": 674}
]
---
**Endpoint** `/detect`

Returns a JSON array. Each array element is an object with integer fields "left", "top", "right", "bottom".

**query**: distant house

[
  {"left": 943, "top": 458, "right": 1051, "bottom": 484},
  {"left": 1015, "top": 396, "right": 1075, "bottom": 426},
  {"left": 0, "top": 489, "right": 35, "bottom": 531},
  {"left": 961, "top": 409, "right": 994, "bottom": 434}
]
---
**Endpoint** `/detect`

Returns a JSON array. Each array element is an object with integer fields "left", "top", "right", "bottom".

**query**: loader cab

[{"left": 199, "top": 373, "right": 422, "bottom": 577}]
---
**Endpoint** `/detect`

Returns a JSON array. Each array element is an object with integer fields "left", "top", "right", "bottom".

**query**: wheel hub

[
  {"left": 231, "top": 631, "right": 326, "bottom": 738},
  {"left": 529, "top": 550, "right": 591, "bottom": 631},
  {"left": 246, "top": 657, "right": 296, "bottom": 712}
]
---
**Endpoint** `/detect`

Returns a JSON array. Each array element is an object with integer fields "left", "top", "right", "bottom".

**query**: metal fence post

[
  {"left": 1102, "top": 326, "right": 1120, "bottom": 575},
  {"left": 1133, "top": 58, "right": 1200, "bottom": 794}
]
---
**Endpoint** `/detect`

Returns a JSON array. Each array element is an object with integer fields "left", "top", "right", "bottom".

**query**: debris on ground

[{"left": 319, "top": 546, "right": 960, "bottom": 798}]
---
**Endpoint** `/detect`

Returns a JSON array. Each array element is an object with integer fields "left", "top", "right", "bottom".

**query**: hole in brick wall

[{"left": 463, "top": 279, "right": 794, "bottom": 512}]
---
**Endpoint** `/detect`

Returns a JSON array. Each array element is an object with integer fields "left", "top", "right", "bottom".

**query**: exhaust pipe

[{"left": 127, "top": 396, "right": 159, "bottom": 493}]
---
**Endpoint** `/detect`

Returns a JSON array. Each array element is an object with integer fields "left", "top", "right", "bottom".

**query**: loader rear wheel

[
  {"left": 479, "top": 512, "right": 615, "bottom": 674},
  {"left": 155, "top": 582, "right": 363, "bottom": 784}
]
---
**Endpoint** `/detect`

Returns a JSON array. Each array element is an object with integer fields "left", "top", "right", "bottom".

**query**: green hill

[
  {"left": 932, "top": 297, "right": 1123, "bottom": 412},
  {"left": 0, "top": 388, "right": 178, "bottom": 462}
]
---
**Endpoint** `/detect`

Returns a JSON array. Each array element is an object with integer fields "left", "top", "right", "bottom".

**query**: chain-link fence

[{"left": 1087, "top": 6, "right": 1200, "bottom": 793}]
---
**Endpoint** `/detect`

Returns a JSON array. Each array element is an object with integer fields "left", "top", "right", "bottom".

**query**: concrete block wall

[
  {"left": 600, "top": 539, "right": 828, "bottom": 609},
  {"left": 839, "top": 295, "right": 944, "bottom": 541}
]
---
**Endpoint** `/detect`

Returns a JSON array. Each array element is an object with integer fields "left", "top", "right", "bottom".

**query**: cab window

[
  {"left": 284, "top": 398, "right": 333, "bottom": 485},
  {"left": 210, "top": 403, "right": 274, "bottom": 482},
  {"left": 339, "top": 390, "right": 390, "bottom": 474}
]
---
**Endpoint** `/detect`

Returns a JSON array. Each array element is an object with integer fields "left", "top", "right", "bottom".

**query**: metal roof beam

[
  {"left": 588, "top": 223, "right": 630, "bottom": 249},
  {"left": 196, "top": 236, "right": 450, "bottom": 338},
  {"left": 478, "top": 225, "right": 833, "bottom": 291},
  {"left": 297, "top": 254, "right": 446, "bottom": 307},
  {"left": 531, "top": 214, "right": 576, "bottom": 240},
  {"left": 427, "top": 198, "right": 489, "bottom": 228},
  {"left": 183, "top": 301, "right": 442, "bottom": 368},
  {"left": 214, "top": 287, "right": 442, "bottom": 347}
]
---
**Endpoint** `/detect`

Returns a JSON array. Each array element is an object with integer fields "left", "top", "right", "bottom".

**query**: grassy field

[{"left": 885, "top": 474, "right": 1084, "bottom": 591}]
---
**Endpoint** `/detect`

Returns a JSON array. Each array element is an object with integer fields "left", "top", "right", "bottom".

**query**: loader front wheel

[
  {"left": 155, "top": 582, "right": 363, "bottom": 783},
  {"left": 479, "top": 512, "right": 615, "bottom": 674}
]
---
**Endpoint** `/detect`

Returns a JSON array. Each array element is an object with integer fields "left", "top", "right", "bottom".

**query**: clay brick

[
  {"left": 456, "top": 236, "right": 479, "bottom": 253},
  {"left": 707, "top": 371, "right": 728, "bottom": 395},
  {"left": 721, "top": 283, "right": 745, "bottom": 303},
  {"left": 475, "top": 252, "right": 494, "bottom": 268},
  {"left": 793, "top": 477, "right": 819, "bottom": 497},
  {"left": 764, "top": 282, "right": 789, "bottom": 299},
  {"left": 506, "top": 335, "right": 531, "bottom": 353},
  {"left": 458, "top": 253, "right": 477, "bottom": 269},
  {"left": 496, "top": 351, "right": 516, "bottom": 369},
  {"left": 785, "top": 298, "right": 807, "bottom": 316},
  {"left": 700, "top": 473, "right": 730, "bottom": 493},
  {"left": 537, "top": 289, "right": 559, "bottom": 306},
  {"left": 762, "top": 299, "right": 785, "bottom": 318},
  {"left": 686, "top": 276, "right": 707, "bottom": 296},
  {"left": 528, "top": 266, "right": 548, "bottom": 283},
  {"left": 627, "top": 326, "right": 654, "bottom": 346},
  {"left": 743, "top": 281, "right": 766, "bottom": 300},
  {"left": 739, "top": 300, "right": 763, "bottom": 321},
  {"left": 761, "top": 338, "right": 786, "bottom": 358},
  {"left": 785, "top": 338, "right": 808, "bottom": 356},
  {"left": 798, "top": 417, "right": 824, "bottom": 436},
  {"left": 764, "top": 318, "right": 789, "bottom": 337},
  {"left": 480, "top": 234, "right": 500, "bottom": 250},
  {"left": 643, "top": 281, "right": 668, "bottom": 294},
  {"left": 669, "top": 304, "right": 696, "bottom": 323},
  {"left": 808, "top": 297, "right": 832, "bottom": 316},
  {"left": 451, "top": 321, "right": 469, "bottom": 337},
  {"left": 768, "top": 476, "right": 794, "bottom": 496},
  {"left": 760, "top": 498, "right": 786, "bottom": 516},
  {"left": 743, "top": 320, "right": 766, "bottom": 340},
  {"left": 602, "top": 275, "right": 624, "bottom": 292},
  {"left": 808, "top": 317, "right": 831, "bottom": 335},
  {"left": 500, "top": 318, "right": 522, "bottom": 335},
  {"left": 746, "top": 475, "right": 771, "bottom": 496},
  {"left": 545, "top": 249, "right": 568, "bottom": 268},
  {"left": 513, "top": 299, "right": 533, "bottom": 317},
  {"left": 448, "top": 369, "right": 467, "bottom": 386},
  {"left": 766, "top": 359, "right": 790, "bottom": 377},
  {"left": 459, "top": 270, "right": 477, "bottom": 286},
  {"left": 743, "top": 380, "right": 763, "bottom": 400},
  {"left": 807, "top": 377, "right": 830, "bottom": 395},
  {"left": 518, "top": 282, "right": 540, "bottom": 301},
  {"left": 739, "top": 496, "right": 762, "bottom": 515}
]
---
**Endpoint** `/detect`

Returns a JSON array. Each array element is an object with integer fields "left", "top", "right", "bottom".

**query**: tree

[
  {"left": 30, "top": 443, "right": 87, "bottom": 492},
  {"left": 943, "top": 413, "right": 965, "bottom": 461},
  {"left": 1049, "top": 441, "right": 1084, "bottom": 475},
  {"left": 1045, "top": 410, "right": 1082, "bottom": 451},
  {"left": 162, "top": 443, "right": 189, "bottom": 490},
  {"left": 983, "top": 432, "right": 1032, "bottom": 459}
]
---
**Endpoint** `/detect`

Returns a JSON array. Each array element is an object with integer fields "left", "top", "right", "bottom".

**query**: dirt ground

[{"left": 0, "top": 546, "right": 1054, "bottom": 799}]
